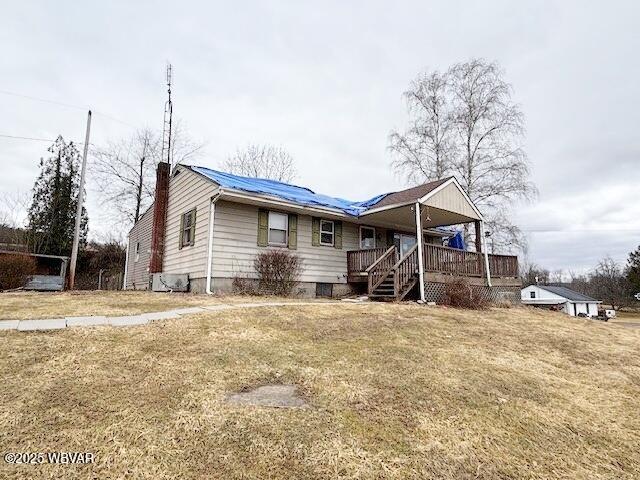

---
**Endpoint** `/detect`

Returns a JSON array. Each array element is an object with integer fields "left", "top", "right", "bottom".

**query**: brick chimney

[{"left": 149, "top": 162, "right": 170, "bottom": 273}]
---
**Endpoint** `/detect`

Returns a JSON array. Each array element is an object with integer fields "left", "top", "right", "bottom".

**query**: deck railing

[
  {"left": 423, "top": 244, "right": 484, "bottom": 277},
  {"left": 488, "top": 253, "right": 519, "bottom": 278},
  {"left": 348, "top": 244, "right": 518, "bottom": 278},
  {"left": 347, "top": 247, "right": 387, "bottom": 273}
]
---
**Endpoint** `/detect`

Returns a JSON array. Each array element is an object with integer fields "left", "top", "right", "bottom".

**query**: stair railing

[
  {"left": 366, "top": 246, "right": 397, "bottom": 293},
  {"left": 393, "top": 243, "right": 419, "bottom": 297}
]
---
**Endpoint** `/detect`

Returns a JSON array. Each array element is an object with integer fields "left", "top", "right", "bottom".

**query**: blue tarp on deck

[
  {"left": 447, "top": 231, "right": 466, "bottom": 250},
  {"left": 189, "top": 166, "right": 386, "bottom": 216}
]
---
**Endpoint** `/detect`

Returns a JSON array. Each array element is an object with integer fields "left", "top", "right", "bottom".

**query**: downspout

[
  {"left": 481, "top": 220, "right": 492, "bottom": 287},
  {"left": 123, "top": 239, "right": 130, "bottom": 290},
  {"left": 415, "top": 202, "right": 426, "bottom": 302},
  {"left": 205, "top": 192, "right": 221, "bottom": 294}
]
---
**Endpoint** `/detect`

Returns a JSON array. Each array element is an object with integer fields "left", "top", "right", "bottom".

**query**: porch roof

[{"left": 359, "top": 177, "right": 483, "bottom": 230}]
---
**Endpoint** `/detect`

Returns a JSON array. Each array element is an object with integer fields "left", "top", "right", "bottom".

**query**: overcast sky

[{"left": 1, "top": 0, "right": 638, "bottom": 275}]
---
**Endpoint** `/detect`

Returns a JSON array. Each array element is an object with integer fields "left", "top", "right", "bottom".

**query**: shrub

[
  {"left": 254, "top": 249, "right": 302, "bottom": 296},
  {"left": 232, "top": 276, "right": 258, "bottom": 295},
  {"left": 442, "top": 277, "right": 489, "bottom": 309},
  {"left": 0, "top": 253, "right": 37, "bottom": 291}
]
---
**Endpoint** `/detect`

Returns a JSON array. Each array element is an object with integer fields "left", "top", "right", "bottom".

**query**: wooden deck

[{"left": 347, "top": 244, "right": 519, "bottom": 282}]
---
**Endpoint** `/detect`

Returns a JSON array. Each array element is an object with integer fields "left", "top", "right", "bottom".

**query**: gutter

[
  {"left": 123, "top": 239, "right": 130, "bottom": 290},
  {"left": 205, "top": 192, "right": 221, "bottom": 294},
  {"left": 481, "top": 220, "right": 492, "bottom": 287}
]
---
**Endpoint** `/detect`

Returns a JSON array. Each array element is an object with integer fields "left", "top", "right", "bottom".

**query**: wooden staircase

[{"left": 366, "top": 244, "right": 419, "bottom": 301}]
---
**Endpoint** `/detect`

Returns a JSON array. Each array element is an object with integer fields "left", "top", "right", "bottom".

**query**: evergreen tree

[
  {"left": 27, "top": 136, "right": 88, "bottom": 256},
  {"left": 627, "top": 245, "right": 640, "bottom": 292}
]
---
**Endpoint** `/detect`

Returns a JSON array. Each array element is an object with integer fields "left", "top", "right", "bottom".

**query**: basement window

[
  {"left": 316, "top": 283, "right": 333, "bottom": 298},
  {"left": 180, "top": 209, "right": 196, "bottom": 248},
  {"left": 320, "top": 220, "right": 334, "bottom": 246}
]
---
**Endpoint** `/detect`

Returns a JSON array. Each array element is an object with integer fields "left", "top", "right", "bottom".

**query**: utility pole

[{"left": 69, "top": 110, "right": 92, "bottom": 290}]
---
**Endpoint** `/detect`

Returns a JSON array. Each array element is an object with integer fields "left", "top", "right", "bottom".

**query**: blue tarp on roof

[{"left": 189, "top": 166, "right": 386, "bottom": 216}]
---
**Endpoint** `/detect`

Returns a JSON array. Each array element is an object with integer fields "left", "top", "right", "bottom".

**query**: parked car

[{"left": 595, "top": 309, "right": 616, "bottom": 321}]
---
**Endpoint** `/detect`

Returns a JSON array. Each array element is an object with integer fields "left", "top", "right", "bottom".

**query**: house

[
  {"left": 521, "top": 285, "right": 601, "bottom": 316},
  {"left": 124, "top": 162, "right": 521, "bottom": 301}
]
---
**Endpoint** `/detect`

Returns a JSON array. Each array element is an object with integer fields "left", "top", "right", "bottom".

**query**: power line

[
  {"left": 0, "top": 88, "right": 138, "bottom": 129},
  {"left": 0, "top": 88, "right": 87, "bottom": 110},
  {"left": 0, "top": 134, "right": 57, "bottom": 142}
]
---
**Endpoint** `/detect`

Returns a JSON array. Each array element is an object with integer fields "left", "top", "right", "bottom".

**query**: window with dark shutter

[{"left": 179, "top": 209, "right": 196, "bottom": 248}]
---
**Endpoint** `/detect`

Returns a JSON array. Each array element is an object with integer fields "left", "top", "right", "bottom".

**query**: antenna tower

[{"left": 161, "top": 63, "right": 173, "bottom": 169}]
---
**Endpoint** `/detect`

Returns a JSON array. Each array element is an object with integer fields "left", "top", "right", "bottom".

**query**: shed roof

[{"left": 538, "top": 285, "right": 599, "bottom": 302}]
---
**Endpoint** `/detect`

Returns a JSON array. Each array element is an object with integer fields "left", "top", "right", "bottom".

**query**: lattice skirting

[{"left": 423, "top": 282, "right": 521, "bottom": 304}]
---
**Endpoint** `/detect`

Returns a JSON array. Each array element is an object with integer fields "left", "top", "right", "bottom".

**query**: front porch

[
  {"left": 347, "top": 244, "right": 519, "bottom": 300},
  {"left": 345, "top": 177, "right": 520, "bottom": 301}
]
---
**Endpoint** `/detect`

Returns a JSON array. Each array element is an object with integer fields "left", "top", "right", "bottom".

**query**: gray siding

[
  {"left": 162, "top": 166, "right": 218, "bottom": 279},
  {"left": 211, "top": 200, "right": 361, "bottom": 284},
  {"left": 125, "top": 206, "right": 153, "bottom": 289}
]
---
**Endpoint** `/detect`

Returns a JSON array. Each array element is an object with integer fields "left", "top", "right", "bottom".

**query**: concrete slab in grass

[
  {"left": 0, "top": 320, "right": 20, "bottom": 330},
  {"left": 108, "top": 315, "right": 149, "bottom": 327},
  {"left": 66, "top": 316, "right": 108, "bottom": 327},
  {"left": 18, "top": 319, "right": 66, "bottom": 331}
]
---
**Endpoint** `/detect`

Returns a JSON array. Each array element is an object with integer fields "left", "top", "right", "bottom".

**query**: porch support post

[
  {"left": 474, "top": 220, "right": 482, "bottom": 253},
  {"left": 481, "top": 220, "right": 492, "bottom": 287},
  {"left": 415, "top": 202, "right": 426, "bottom": 302}
]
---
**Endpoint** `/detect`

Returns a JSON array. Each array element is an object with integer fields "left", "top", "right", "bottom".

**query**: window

[
  {"left": 320, "top": 219, "right": 334, "bottom": 246},
  {"left": 180, "top": 209, "right": 196, "bottom": 248},
  {"left": 360, "top": 226, "right": 376, "bottom": 249},
  {"left": 530, "top": 291, "right": 536, "bottom": 299},
  {"left": 268, "top": 211, "right": 288, "bottom": 246},
  {"left": 135, "top": 242, "right": 140, "bottom": 262},
  {"left": 316, "top": 282, "right": 333, "bottom": 298}
]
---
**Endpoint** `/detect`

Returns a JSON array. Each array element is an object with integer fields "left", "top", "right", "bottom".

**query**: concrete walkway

[{"left": 0, "top": 301, "right": 342, "bottom": 332}]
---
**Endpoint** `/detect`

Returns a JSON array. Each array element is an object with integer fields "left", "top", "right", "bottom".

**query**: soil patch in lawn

[{"left": 226, "top": 384, "right": 308, "bottom": 408}]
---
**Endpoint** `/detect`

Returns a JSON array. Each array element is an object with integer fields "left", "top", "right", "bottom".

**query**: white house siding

[
  {"left": 162, "top": 167, "right": 219, "bottom": 281},
  {"left": 210, "top": 200, "right": 360, "bottom": 286},
  {"left": 125, "top": 206, "right": 153, "bottom": 289},
  {"left": 425, "top": 182, "right": 480, "bottom": 220},
  {"left": 522, "top": 285, "right": 599, "bottom": 317}
]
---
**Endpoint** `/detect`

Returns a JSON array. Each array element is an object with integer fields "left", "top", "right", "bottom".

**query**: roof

[
  {"left": 186, "top": 166, "right": 476, "bottom": 220},
  {"left": 537, "top": 285, "right": 599, "bottom": 302},
  {"left": 369, "top": 177, "right": 451, "bottom": 208},
  {"left": 187, "top": 166, "right": 387, "bottom": 216}
]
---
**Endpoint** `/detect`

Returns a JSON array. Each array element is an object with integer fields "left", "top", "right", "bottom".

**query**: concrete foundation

[{"left": 189, "top": 276, "right": 354, "bottom": 298}]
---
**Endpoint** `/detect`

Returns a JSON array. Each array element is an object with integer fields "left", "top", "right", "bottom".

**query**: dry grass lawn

[
  {"left": 1, "top": 300, "right": 639, "bottom": 479},
  {"left": 0, "top": 291, "right": 317, "bottom": 320}
]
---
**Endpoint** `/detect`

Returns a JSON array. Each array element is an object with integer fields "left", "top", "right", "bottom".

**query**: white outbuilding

[{"left": 521, "top": 285, "right": 601, "bottom": 317}]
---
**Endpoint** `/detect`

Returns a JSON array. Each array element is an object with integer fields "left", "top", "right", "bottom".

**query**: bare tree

[
  {"left": 590, "top": 256, "right": 632, "bottom": 310},
  {"left": 0, "top": 190, "right": 29, "bottom": 250},
  {"left": 91, "top": 122, "right": 204, "bottom": 227},
  {"left": 390, "top": 71, "right": 453, "bottom": 182},
  {"left": 92, "top": 129, "right": 160, "bottom": 225},
  {"left": 519, "top": 260, "right": 549, "bottom": 287},
  {"left": 222, "top": 144, "right": 297, "bottom": 182},
  {"left": 390, "top": 59, "right": 537, "bottom": 253}
]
